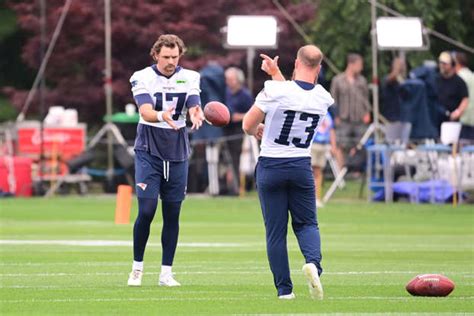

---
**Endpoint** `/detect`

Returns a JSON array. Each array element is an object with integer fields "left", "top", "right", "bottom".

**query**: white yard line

[
  {"left": 2, "top": 285, "right": 61, "bottom": 289},
  {"left": 1, "top": 296, "right": 473, "bottom": 304},
  {"left": 1, "top": 261, "right": 473, "bottom": 276},
  {"left": 0, "top": 240, "right": 256, "bottom": 247},
  {"left": 2, "top": 271, "right": 473, "bottom": 277}
]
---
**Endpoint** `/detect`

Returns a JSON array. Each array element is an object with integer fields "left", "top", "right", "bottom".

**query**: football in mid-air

[
  {"left": 204, "top": 101, "right": 230, "bottom": 127},
  {"left": 406, "top": 274, "right": 455, "bottom": 297}
]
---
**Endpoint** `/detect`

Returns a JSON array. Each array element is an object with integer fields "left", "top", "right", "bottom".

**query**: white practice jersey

[
  {"left": 255, "top": 80, "right": 334, "bottom": 158},
  {"left": 130, "top": 65, "right": 201, "bottom": 129}
]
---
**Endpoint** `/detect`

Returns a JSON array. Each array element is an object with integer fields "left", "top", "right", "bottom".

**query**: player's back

[{"left": 254, "top": 80, "right": 334, "bottom": 158}]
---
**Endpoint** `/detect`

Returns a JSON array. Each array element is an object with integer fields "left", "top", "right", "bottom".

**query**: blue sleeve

[
  {"left": 134, "top": 93, "right": 154, "bottom": 107},
  {"left": 186, "top": 94, "right": 201, "bottom": 108}
]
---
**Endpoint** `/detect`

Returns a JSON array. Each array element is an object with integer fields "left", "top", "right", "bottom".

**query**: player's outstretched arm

[
  {"left": 260, "top": 54, "right": 285, "bottom": 81},
  {"left": 139, "top": 103, "right": 178, "bottom": 130},
  {"left": 188, "top": 105, "right": 204, "bottom": 130}
]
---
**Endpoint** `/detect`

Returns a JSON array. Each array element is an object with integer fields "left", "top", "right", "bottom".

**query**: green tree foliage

[
  {"left": 0, "top": 0, "right": 35, "bottom": 121},
  {"left": 308, "top": 0, "right": 473, "bottom": 80},
  {"left": 2, "top": 0, "right": 473, "bottom": 125}
]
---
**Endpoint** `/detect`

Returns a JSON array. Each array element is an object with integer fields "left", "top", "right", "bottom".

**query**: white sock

[
  {"left": 132, "top": 261, "right": 143, "bottom": 271},
  {"left": 161, "top": 265, "right": 172, "bottom": 276}
]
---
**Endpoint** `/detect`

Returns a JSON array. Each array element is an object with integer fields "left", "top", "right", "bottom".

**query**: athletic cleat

[
  {"left": 302, "top": 263, "right": 323, "bottom": 299},
  {"left": 278, "top": 292, "right": 296, "bottom": 300},
  {"left": 159, "top": 274, "right": 181, "bottom": 287},
  {"left": 127, "top": 269, "right": 143, "bottom": 287}
]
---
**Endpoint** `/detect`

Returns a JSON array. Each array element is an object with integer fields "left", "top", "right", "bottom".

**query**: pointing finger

[{"left": 260, "top": 54, "right": 273, "bottom": 62}]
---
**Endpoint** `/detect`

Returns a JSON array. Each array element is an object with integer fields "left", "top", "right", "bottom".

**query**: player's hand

[
  {"left": 190, "top": 107, "right": 204, "bottom": 130},
  {"left": 162, "top": 107, "right": 178, "bottom": 130},
  {"left": 255, "top": 123, "right": 265, "bottom": 140},
  {"left": 260, "top": 54, "right": 280, "bottom": 76}
]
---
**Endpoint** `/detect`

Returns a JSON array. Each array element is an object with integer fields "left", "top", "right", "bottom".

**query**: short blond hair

[{"left": 297, "top": 45, "right": 323, "bottom": 68}]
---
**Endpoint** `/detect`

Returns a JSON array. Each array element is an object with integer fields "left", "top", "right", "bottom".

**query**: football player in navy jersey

[
  {"left": 127, "top": 34, "right": 204, "bottom": 287},
  {"left": 243, "top": 45, "right": 333, "bottom": 299}
]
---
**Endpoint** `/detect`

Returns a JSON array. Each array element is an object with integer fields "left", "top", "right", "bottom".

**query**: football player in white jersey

[
  {"left": 127, "top": 34, "right": 204, "bottom": 287},
  {"left": 243, "top": 45, "right": 334, "bottom": 299}
]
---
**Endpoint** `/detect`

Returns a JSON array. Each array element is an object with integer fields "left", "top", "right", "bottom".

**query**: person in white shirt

[
  {"left": 454, "top": 51, "right": 474, "bottom": 140},
  {"left": 243, "top": 45, "right": 333, "bottom": 300},
  {"left": 127, "top": 34, "right": 204, "bottom": 287}
]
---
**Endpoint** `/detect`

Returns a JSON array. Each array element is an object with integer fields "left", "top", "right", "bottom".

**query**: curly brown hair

[{"left": 149, "top": 34, "right": 187, "bottom": 60}]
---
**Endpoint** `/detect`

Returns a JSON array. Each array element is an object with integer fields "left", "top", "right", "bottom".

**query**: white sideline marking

[
  {"left": 1, "top": 271, "right": 256, "bottom": 277},
  {"left": 0, "top": 240, "right": 251, "bottom": 247},
  {"left": 2, "top": 271, "right": 473, "bottom": 278},
  {"left": 1, "top": 298, "right": 250, "bottom": 303},
  {"left": 329, "top": 296, "right": 474, "bottom": 300},
  {"left": 2, "top": 296, "right": 473, "bottom": 304},
  {"left": 3, "top": 285, "right": 61, "bottom": 289},
  {"left": 1, "top": 261, "right": 473, "bottom": 276}
]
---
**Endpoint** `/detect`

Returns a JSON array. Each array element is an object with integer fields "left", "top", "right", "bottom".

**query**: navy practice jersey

[
  {"left": 255, "top": 80, "right": 334, "bottom": 158},
  {"left": 130, "top": 65, "right": 201, "bottom": 161}
]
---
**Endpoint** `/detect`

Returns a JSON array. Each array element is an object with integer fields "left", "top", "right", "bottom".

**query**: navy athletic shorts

[{"left": 134, "top": 150, "right": 188, "bottom": 202}]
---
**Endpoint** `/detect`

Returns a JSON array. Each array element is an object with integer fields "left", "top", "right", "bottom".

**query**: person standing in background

[
  {"left": 381, "top": 57, "right": 406, "bottom": 123},
  {"left": 330, "top": 54, "right": 370, "bottom": 172},
  {"left": 453, "top": 52, "right": 474, "bottom": 141},
  {"left": 191, "top": 62, "right": 227, "bottom": 195},
  {"left": 435, "top": 51, "right": 468, "bottom": 129},
  {"left": 224, "top": 67, "right": 254, "bottom": 194},
  {"left": 311, "top": 112, "right": 338, "bottom": 207}
]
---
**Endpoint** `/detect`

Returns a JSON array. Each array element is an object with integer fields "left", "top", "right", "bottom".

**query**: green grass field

[{"left": 0, "top": 195, "right": 473, "bottom": 315}]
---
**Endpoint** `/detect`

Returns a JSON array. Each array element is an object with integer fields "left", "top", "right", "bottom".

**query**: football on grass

[
  {"left": 406, "top": 274, "right": 455, "bottom": 297},
  {"left": 204, "top": 101, "right": 230, "bottom": 127}
]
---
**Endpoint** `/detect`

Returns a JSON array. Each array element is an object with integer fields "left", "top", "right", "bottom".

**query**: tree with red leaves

[{"left": 6, "top": 0, "right": 315, "bottom": 124}]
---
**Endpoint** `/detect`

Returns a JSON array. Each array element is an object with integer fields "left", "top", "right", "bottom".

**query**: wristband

[{"left": 157, "top": 111, "right": 164, "bottom": 122}]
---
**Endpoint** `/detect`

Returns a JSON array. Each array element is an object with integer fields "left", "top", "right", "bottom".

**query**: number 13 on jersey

[{"left": 274, "top": 110, "right": 320, "bottom": 148}]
